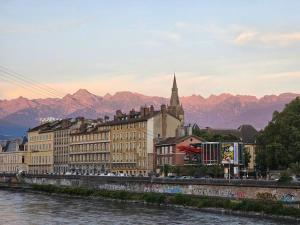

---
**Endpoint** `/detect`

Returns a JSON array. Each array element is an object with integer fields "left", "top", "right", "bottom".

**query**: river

[{"left": 0, "top": 190, "right": 289, "bottom": 225}]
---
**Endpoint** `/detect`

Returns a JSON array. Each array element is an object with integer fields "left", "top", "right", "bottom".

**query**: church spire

[
  {"left": 167, "top": 73, "right": 185, "bottom": 124},
  {"left": 170, "top": 73, "right": 180, "bottom": 106},
  {"left": 172, "top": 73, "right": 177, "bottom": 90}
]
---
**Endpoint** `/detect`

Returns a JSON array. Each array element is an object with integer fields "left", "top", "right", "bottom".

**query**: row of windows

[
  {"left": 112, "top": 142, "right": 146, "bottom": 152},
  {"left": 70, "top": 143, "right": 109, "bottom": 152},
  {"left": 70, "top": 153, "right": 108, "bottom": 162},
  {"left": 54, "top": 155, "right": 68, "bottom": 163},
  {"left": 157, "top": 157, "right": 173, "bottom": 165},
  {"left": 112, "top": 153, "right": 136, "bottom": 162},
  {"left": 31, "top": 156, "right": 52, "bottom": 164},
  {"left": 29, "top": 134, "right": 51, "bottom": 142},
  {"left": 54, "top": 139, "right": 69, "bottom": 145},
  {"left": 28, "top": 166, "right": 52, "bottom": 174},
  {"left": 54, "top": 131, "right": 69, "bottom": 138},
  {"left": 0, "top": 165, "right": 26, "bottom": 172},
  {"left": 70, "top": 133, "right": 109, "bottom": 143},
  {"left": 0, "top": 155, "right": 25, "bottom": 164},
  {"left": 156, "top": 146, "right": 175, "bottom": 155},
  {"left": 112, "top": 132, "right": 146, "bottom": 141},
  {"left": 29, "top": 144, "right": 52, "bottom": 151},
  {"left": 112, "top": 122, "right": 146, "bottom": 130}
]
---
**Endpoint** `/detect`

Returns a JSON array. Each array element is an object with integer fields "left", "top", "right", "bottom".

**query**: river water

[{"left": 0, "top": 190, "right": 289, "bottom": 225}]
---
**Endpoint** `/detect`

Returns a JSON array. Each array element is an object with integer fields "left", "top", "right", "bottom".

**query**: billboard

[
  {"left": 221, "top": 143, "right": 234, "bottom": 164},
  {"left": 221, "top": 142, "right": 240, "bottom": 165}
]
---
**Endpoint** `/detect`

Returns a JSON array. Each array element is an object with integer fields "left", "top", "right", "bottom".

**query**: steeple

[
  {"left": 172, "top": 73, "right": 177, "bottom": 90},
  {"left": 170, "top": 73, "right": 180, "bottom": 106}
]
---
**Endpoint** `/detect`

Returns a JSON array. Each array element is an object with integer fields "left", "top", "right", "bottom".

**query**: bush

[
  {"left": 170, "top": 193, "right": 193, "bottom": 206},
  {"left": 278, "top": 171, "right": 292, "bottom": 183},
  {"left": 30, "top": 184, "right": 300, "bottom": 218},
  {"left": 142, "top": 192, "right": 166, "bottom": 204}
]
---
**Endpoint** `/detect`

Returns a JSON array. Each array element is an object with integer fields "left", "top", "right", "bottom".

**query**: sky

[{"left": 0, "top": 0, "right": 300, "bottom": 100}]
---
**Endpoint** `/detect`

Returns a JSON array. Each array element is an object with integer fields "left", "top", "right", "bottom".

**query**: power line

[
  {"left": 0, "top": 66, "right": 100, "bottom": 113},
  {"left": 0, "top": 75, "right": 58, "bottom": 99},
  {"left": 0, "top": 71, "right": 61, "bottom": 99},
  {"left": 0, "top": 65, "right": 66, "bottom": 98},
  {"left": 0, "top": 65, "right": 175, "bottom": 139}
]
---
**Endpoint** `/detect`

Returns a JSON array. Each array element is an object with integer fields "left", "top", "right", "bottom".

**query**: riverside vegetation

[{"left": 31, "top": 184, "right": 300, "bottom": 219}]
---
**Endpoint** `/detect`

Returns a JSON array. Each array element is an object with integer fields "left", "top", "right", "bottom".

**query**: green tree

[
  {"left": 193, "top": 129, "right": 240, "bottom": 142},
  {"left": 207, "top": 165, "right": 224, "bottom": 178},
  {"left": 256, "top": 97, "right": 300, "bottom": 171},
  {"left": 288, "top": 162, "right": 300, "bottom": 176},
  {"left": 172, "top": 166, "right": 182, "bottom": 176},
  {"left": 163, "top": 164, "right": 171, "bottom": 177},
  {"left": 244, "top": 149, "right": 251, "bottom": 168}
]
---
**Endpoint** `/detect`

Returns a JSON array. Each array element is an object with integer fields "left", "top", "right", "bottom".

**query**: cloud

[
  {"left": 0, "top": 17, "right": 94, "bottom": 34},
  {"left": 259, "top": 71, "right": 300, "bottom": 80},
  {"left": 234, "top": 31, "right": 257, "bottom": 44},
  {"left": 234, "top": 30, "right": 300, "bottom": 46},
  {"left": 1, "top": 69, "right": 300, "bottom": 100},
  {"left": 0, "top": 72, "right": 214, "bottom": 100},
  {"left": 260, "top": 32, "right": 300, "bottom": 45}
]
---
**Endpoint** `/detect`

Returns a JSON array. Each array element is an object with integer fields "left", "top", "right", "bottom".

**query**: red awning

[{"left": 178, "top": 145, "right": 202, "bottom": 154}]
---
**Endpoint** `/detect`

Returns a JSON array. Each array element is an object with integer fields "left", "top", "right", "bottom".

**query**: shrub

[
  {"left": 278, "top": 171, "right": 293, "bottom": 183},
  {"left": 142, "top": 192, "right": 166, "bottom": 204}
]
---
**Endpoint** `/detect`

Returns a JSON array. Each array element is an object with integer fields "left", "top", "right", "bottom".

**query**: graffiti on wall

[
  {"left": 280, "top": 193, "right": 296, "bottom": 203},
  {"left": 256, "top": 192, "right": 277, "bottom": 201},
  {"left": 20, "top": 176, "right": 300, "bottom": 203}
]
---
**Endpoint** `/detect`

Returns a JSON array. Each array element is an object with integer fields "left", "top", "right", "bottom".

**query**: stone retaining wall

[{"left": 1, "top": 174, "right": 299, "bottom": 203}]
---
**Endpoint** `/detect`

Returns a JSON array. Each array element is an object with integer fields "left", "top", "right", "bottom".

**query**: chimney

[
  {"left": 150, "top": 105, "right": 154, "bottom": 114},
  {"left": 161, "top": 104, "right": 167, "bottom": 138},
  {"left": 140, "top": 106, "right": 147, "bottom": 117},
  {"left": 161, "top": 104, "right": 166, "bottom": 113},
  {"left": 130, "top": 108, "right": 136, "bottom": 118},
  {"left": 116, "top": 110, "right": 122, "bottom": 116},
  {"left": 187, "top": 124, "right": 192, "bottom": 136},
  {"left": 144, "top": 107, "right": 150, "bottom": 116},
  {"left": 61, "top": 119, "right": 70, "bottom": 128}
]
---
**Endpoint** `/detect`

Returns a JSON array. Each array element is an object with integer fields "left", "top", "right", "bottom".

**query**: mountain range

[{"left": 0, "top": 89, "right": 299, "bottom": 138}]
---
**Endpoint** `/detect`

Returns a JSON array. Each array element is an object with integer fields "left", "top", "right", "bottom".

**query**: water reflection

[{"left": 0, "top": 190, "right": 288, "bottom": 225}]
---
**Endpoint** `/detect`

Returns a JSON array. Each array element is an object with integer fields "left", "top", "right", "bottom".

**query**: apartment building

[
  {"left": 0, "top": 137, "right": 28, "bottom": 173},
  {"left": 27, "top": 122, "right": 57, "bottom": 174},
  {"left": 106, "top": 104, "right": 181, "bottom": 176},
  {"left": 69, "top": 119, "right": 111, "bottom": 175}
]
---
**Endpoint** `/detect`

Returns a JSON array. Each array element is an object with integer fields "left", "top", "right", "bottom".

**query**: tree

[
  {"left": 244, "top": 149, "right": 251, "bottom": 168},
  {"left": 288, "top": 162, "right": 300, "bottom": 177},
  {"left": 163, "top": 164, "right": 171, "bottom": 177},
  {"left": 193, "top": 129, "right": 240, "bottom": 142},
  {"left": 256, "top": 97, "right": 300, "bottom": 171},
  {"left": 172, "top": 166, "right": 181, "bottom": 176},
  {"left": 207, "top": 165, "right": 224, "bottom": 178}
]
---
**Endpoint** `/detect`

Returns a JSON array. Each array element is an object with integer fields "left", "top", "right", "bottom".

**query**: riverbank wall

[{"left": 0, "top": 174, "right": 299, "bottom": 204}]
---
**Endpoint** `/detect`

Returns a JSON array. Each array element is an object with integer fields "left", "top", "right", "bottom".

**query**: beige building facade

[
  {"left": 108, "top": 105, "right": 181, "bottom": 176},
  {"left": 69, "top": 123, "right": 111, "bottom": 175},
  {"left": 27, "top": 128, "right": 54, "bottom": 174},
  {"left": 0, "top": 137, "right": 28, "bottom": 173}
]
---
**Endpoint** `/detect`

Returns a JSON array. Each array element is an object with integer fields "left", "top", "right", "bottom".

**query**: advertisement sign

[{"left": 221, "top": 143, "right": 234, "bottom": 164}]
